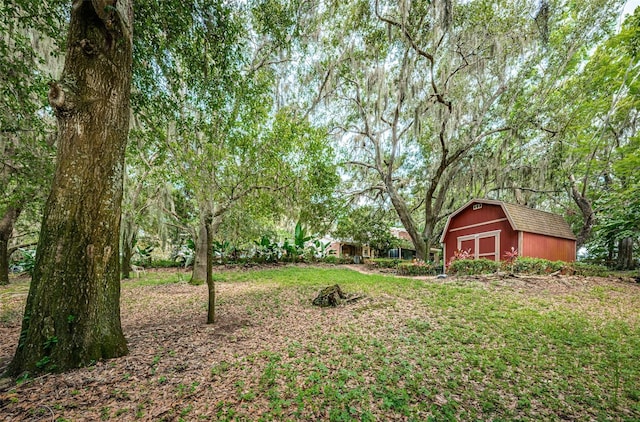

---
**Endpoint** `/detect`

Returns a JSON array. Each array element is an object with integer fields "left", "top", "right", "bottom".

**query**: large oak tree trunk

[
  {"left": 423, "top": 216, "right": 436, "bottom": 262},
  {"left": 570, "top": 175, "right": 595, "bottom": 248},
  {"left": 0, "top": 207, "right": 21, "bottom": 285},
  {"left": 387, "top": 186, "right": 427, "bottom": 260},
  {"left": 6, "top": 0, "right": 132, "bottom": 376}
]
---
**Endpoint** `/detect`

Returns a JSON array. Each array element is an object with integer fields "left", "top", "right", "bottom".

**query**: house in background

[
  {"left": 326, "top": 227, "right": 441, "bottom": 263},
  {"left": 440, "top": 199, "right": 577, "bottom": 266},
  {"left": 387, "top": 227, "right": 441, "bottom": 263},
  {"left": 326, "top": 240, "right": 372, "bottom": 260}
]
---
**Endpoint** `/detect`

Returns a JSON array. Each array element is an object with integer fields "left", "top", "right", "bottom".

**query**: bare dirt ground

[{"left": 0, "top": 267, "right": 638, "bottom": 420}]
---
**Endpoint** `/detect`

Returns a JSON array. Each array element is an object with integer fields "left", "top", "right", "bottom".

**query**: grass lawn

[{"left": 1, "top": 265, "right": 639, "bottom": 421}]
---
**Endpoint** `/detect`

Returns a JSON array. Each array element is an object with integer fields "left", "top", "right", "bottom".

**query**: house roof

[
  {"left": 440, "top": 199, "right": 577, "bottom": 243},
  {"left": 390, "top": 227, "right": 413, "bottom": 242}
]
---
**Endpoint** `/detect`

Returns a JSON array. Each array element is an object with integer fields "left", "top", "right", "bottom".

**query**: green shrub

[
  {"left": 149, "top": 259, "right": 182, "bottom": 268},
  {"left": 397, "top": 262, "right": 436, "bottom": 276},
  {"left": 446, "top": 256, "right": 610, "bottom": 277},
  {"left": 133, "top": 245, "right": 154, "bottom": 266},
  {"left": 502, "top": 258, "right": 608, "bottom": 276},
  {"left": 448, "top": 258, "right": 500, "bottom": 275},
  {"left": 567, "top": 262, "right": 610, "bottom": 277},
  {"left": 510, "top": 257, "right": 564, "bottom": 274},
  {"left": 323, "top": 256, "right": 339, "bottom": 264},
  {"left": 366, "top": 258, "right": 401, "bottom": 269},
  {"left": 14, "top": 248, "right": 36, "bottom": 275},
  {"left": 321, "top": 256, "right": 352, "bottom": 265}
]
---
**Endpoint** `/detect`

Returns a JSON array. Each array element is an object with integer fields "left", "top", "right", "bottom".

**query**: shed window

[{"left": 473, "top": 204, "right": 483, "bottom": 210}]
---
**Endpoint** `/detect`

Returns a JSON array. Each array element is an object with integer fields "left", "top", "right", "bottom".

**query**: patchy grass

[
  {"left": 0, "top": 280, "right": 29, "bottom": 325},
  {"left": 121, "top": 269, "right": 189, "bottom": 288},
  {"left": 1, "top": 266, "right": 639, "bottom": 420},
  {"left": 224, "top": 265, "right": 427, "bottom": 296}
]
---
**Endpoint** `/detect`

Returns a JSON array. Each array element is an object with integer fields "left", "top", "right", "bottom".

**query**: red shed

[{"left": 440, "top": 199, "right": 577, "bottom": 266}]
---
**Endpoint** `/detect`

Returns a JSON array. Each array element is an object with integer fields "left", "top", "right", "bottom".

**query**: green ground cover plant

[{"left": 1, "top": 266, "right": 638, "bottom": 420}]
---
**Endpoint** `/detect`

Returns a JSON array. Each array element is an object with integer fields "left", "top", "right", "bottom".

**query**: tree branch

[
  {"left": 343, "top": 160, "right": 380, "bottom": 171},
  {"left": 8, "top": 242, "right": 39, "bottom": 256}
]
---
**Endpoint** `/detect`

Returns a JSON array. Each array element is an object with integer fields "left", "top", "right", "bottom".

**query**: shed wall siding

[
  {"left": 448, "top": 204, "right": 505, "bottom": 230},
  {"left": 521, "top": 232, "right": 576, "bottom": 262},
  {"left": 443, "top": 205, "right": 517, "bottom": 264},
  {"left": 442, "top": 199, "right": 577, "bottom": 267}
]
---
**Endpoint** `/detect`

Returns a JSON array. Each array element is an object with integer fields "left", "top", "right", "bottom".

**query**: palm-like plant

[{"left": 254, "top": 235, "right": 280, "bottom": 263}]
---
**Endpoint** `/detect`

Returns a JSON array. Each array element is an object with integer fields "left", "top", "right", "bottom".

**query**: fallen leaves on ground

[{"left": 0, "top": 267, "right": 638, "bottom": 420}]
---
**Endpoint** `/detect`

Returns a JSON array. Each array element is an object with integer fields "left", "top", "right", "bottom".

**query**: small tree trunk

[
  {"left": 617, "top": 237, "right": 635, "bottom": 270},
  {"left": 205, "top": 213, "right": 215, "bottom": 324},
  {"left": 121, "top": 216, "right": 136, "bottom": 279},
  {"left": 6, "top": 0, "right": 132, "bottom": 376},
  {"left": 607, "top": 239, "right": 615, "bottom": 268},
  {"left": 122, "top": 231, "right": 136, "bottom": 279},
  {"left": 121, "top": 241, "right": 133, "bottom": 280},
  {"left": 191, "top": 211, "right": 223, "bottom": 285},
  {"left": 190, "top": 221, "right": 208, "bottom": 285},
  {"left": 0, "top": 237, "right": 10, "bottom": 286},
  {"left": 0, "top": 207, "right": 21, "bottom": 285}
]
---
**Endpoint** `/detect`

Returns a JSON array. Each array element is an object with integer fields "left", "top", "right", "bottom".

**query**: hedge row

[
  {"left": 565, "top": 262, "right": 610, "bottom": 277},
  {"left": 366, "top": 258, "right": 403, "bottom": 269},
  {"left": 321, "top": 256, "right": 356, "bottom": 265},
  {"left": 448, "top": 258, "right": 500, "bottom": 275},
  {"left": 365, "top": 259, "right": 439, "bottom": 276},
  {"left": 141, "top": 256, "right": 355, "bottom": 269},
  {"left": 448, "top": 257, "right": 610, "bottom": 277},
  {"left": 148, "top": 259, "right": 183, "bottom": 268},
  {"left": 397, "top": 262, "right": 436, "bottom": 276},
  {"left": 140, "top": 256, "right": 610, "bottom": 278}
]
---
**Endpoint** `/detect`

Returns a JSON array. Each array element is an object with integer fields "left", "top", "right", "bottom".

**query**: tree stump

[{"left": 312, "top": 284, "right": 346, "bottom": 307}]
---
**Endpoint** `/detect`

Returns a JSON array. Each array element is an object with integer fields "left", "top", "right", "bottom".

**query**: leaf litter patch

[{"left": 0, "top": 269, "right": 638, "bottom": 420}]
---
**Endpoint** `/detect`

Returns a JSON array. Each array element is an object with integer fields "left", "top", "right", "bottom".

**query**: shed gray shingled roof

[
  {"left": 440, "top": 199, "right": 577, "bottom": 242},
  {"left": 500, "top": 202, "right": 577, "bottom": 240}
]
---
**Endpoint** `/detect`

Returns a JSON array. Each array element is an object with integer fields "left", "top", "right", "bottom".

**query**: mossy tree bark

[
  {"left": 387, "top": 185, "right": 427, "bottom": 260},
  {"left": 0, "top": 206, "right": 21, "bottom": 285},
  {"left": 6, "top": 0, "right": 133, "bottom": 376},
  {"left": 570, "top": 175, "right": 596, "bottom": 249}
]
